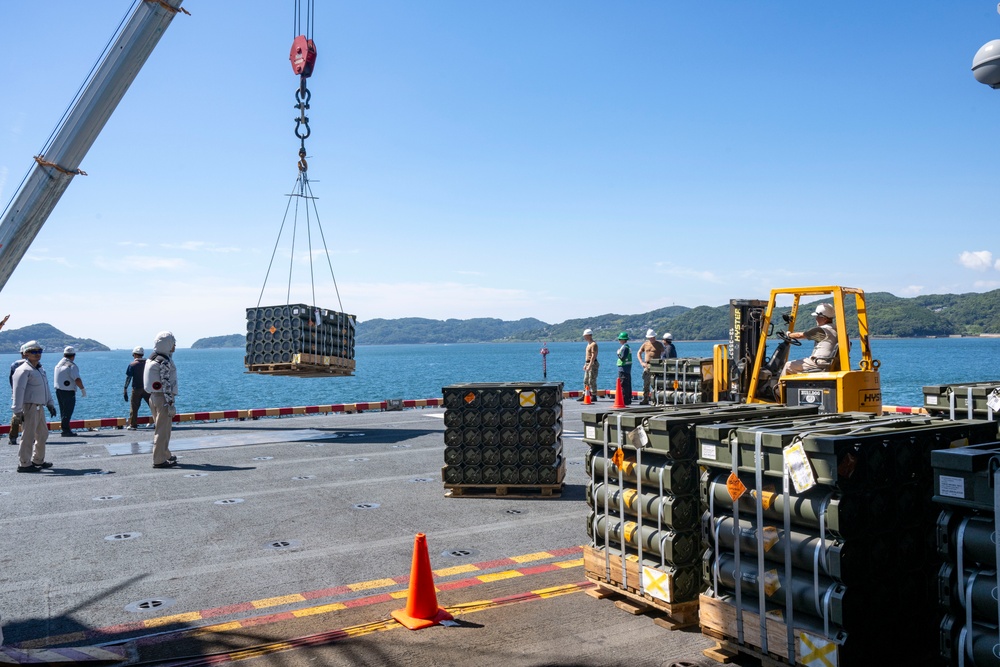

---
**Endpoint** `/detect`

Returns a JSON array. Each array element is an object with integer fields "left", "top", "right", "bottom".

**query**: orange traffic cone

[
  {"left": 391, "top": 533, "right": 454, "bottom": 630},
  {"left": 612, "top": 378, "right": 626, "bottom": 409},
  {"left": 583, "top": 386, "right": 593, "bottom": 405}
]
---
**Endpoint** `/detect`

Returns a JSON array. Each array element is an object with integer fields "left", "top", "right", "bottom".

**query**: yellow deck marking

[
  {"left": 252, "top": 593, "right": 307, "bottom": 609},
  {"left": 292, "top": 602, "right": 347, "bottom": 617},
  {"left": 433, "top": 563, "right": 479, "bottom": 576},
  {"left": 478, "top": 570, "right": 523, "bottom": 582},
  {"left": 535, "top": 583, "right": 587, "bottom": 598},
  {"left": 389, "top": 590, "right": 409, "bottom": 599},
  {"left": 511, "top": 551, "right": 552, "bottom": 563},
  {"left": 555, "top": 558, "right": 584, "bottom": 568},
  {"left": 192, "top": 621, "right": 243, "bottom": 634},
  {"left": 347, "top": 578, "right": 397, "bottom": 591},
  {"left": 143, "top": 611, "right": 203, "bottom": 627}
]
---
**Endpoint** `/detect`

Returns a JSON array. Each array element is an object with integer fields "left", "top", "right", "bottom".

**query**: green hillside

[
  {"left": 195, "top": 289, "right": 1000, "bottom": 346},
  {"left": 191, "top": 334, "right": 246, "bottom": 349},
  {"left": 0, "top": 323, "right": 109, "bottom": 354}
]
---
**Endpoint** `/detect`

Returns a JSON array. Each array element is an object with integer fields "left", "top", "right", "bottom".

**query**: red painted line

[
  {"left": 495, "top": 591, "right": 541, "bottom": 605},
  {"left": 518, "top": 563, "right": 560, "bottom": 576},
  {"left": 344, "top": 593, "right": 392, "bottom": 607},
  {"left": 302, "top": 585, "right": 352, "bottom": 600},
  {"left": 436, "top": 578, "right": 483, "bottom": 591},
  {"left": 239, "top": 611, "right": 296, "bottom": 627},
  {"left": 548, "top": 546, "right": 583, "bottom": 557},
  {"left": 476, "top": 558, "right": 518, "bottom": 570},
  {"left": 199, "top": 602, "right": 256, "bottom": 619}
]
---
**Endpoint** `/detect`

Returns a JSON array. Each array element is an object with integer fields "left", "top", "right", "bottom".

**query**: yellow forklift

[{"left": 712, "top": 285, "right": 882, "bottom": 413}]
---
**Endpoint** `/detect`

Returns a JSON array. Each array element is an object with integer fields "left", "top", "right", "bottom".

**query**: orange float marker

[{"left": 391, "top": 533, "right": 454, "bottom": 630}]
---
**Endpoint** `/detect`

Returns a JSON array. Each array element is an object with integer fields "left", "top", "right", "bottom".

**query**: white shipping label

[
  {"left": 938, "top": 475, "right": 966, "bottom": 499},
  {"left": 585, "top": 426, "right": 596, "bottom": 440},
  {"left": 926, "top": 395, "right": 939, "bottom": 406},
  {"left": 701, "top": 443, "right": 718, "bottom": 461},
  {"left": 988, "top": 389, "right": 1000, "bottom": 412},
  {"left": 783, "top": 441, "right": 817, "bottom": 494}
]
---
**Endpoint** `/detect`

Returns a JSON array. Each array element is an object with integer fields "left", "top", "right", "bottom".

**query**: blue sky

[{"left": 1, "top": 1, "right": 1000, "bottom": 349}]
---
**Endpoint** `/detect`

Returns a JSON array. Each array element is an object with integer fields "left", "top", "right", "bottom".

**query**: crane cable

[{"left": 256, "top": 0, "right": 343, "bottom": 314}]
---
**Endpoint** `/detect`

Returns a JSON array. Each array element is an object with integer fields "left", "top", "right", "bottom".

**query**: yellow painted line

[
  {"left": 347, "top": 577, "right": 397, "bottom": 592},
  {"left": 433, "top": 563, "right": 479, "bottom": 576},
  {"left": 510, "top": 551, "right": 553, "bottom": 563},
  {"left": 292, "top": 602, "right": 346, "bottom": 617},
  {"left": 389, "top": 590, "right": 409, "bottom": 599},
  {"left": 555, "top": 558, "right": 584, "bottom": 569},
  {"left": 192, "top": 621, "right": 243, "bottom": 635},
  {"left": 477, "top": 570, "right": 523, "bottom": 583},
  {"left": 143, "top": 611, "right": 203, "bottom": 627},
  {"left": 252, "top": 593, "right": 307, "bottom": 609},
  {"left": 535, "top": 584, "right": 583, "bottom": 598}
]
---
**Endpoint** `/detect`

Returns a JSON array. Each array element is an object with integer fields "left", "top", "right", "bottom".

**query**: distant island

[
  {"left": 0, "top": 323, "right": 109, "bottom": 354},
  {"left": 190, "top": 289, "right": 1000, "bottom": 347},
  {"left": 191, "top": 334, "right": 245, "bottom": 349}
]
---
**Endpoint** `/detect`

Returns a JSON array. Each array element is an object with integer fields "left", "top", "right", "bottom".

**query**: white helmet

[
  {"left": 662, "top": 332, "right": 673, "bottom": 341},
  {"left": 645, "top": 329, "right": 656, "bottom": 339},
  {"left": 133, "top": 346, "right": 144, "bottom": 356},
  {"left": 582, "top": 329, "right": 593, "bottom": 336},
  {"left": 63, "top": 346, "right": 76, "bottom": 356},
  {"left": 811, "top": 303, "right": 835, "bottom": 319}
]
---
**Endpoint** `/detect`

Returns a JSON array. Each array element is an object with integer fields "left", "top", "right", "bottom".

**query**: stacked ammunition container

[
  {"left": 441, "top": 382, "right": 565, "bottom": 492},
  {"left": 245, "top": 304, "right": 356, "bottom": 377},
  {"left": 699, "top": 415, "right": 999, "bottom": 665},
  {"left": 924, "top": 381, "right": 1000, "bottom": 421},
  {"left": 647, "top": 357, "right": 714, "bottom": 405},
  {"left": 583, "top": 403, "right": 823, "bottom": 614},
  {"left": 934, "top": 442, "right": 1000, "bottom": 666}
]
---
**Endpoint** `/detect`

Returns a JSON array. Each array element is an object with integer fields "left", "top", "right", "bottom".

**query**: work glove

[{"left": 47, "top": 405, "right": 56, "bottom": 418}]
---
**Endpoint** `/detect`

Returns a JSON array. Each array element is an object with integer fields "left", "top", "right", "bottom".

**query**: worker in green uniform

[{"left": 616, "top": 332, "right": 633, "bottom": 406}]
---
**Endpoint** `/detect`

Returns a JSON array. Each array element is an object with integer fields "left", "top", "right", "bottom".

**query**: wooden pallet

[
  {"left": 444, "top": 483, "right": 564, "bottom": 498},
  {"left": 247, "top": 355, "right": 355, "bottom": 377},
  {"left": 582, "top": 545, "right": 699, "bottom": 629},
  {"left": 699, "top": 593, "right": 843, "bottom": 666}
]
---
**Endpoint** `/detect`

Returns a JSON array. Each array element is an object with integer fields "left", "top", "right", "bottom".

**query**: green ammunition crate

[
  {"left": 932, "top": 442, "right": 1000, "bottom": 511},
  {"left": 923, "top": 381, "right": 1000, "bottom": 420}
]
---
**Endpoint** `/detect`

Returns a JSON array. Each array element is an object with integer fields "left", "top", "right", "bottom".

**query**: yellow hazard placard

[
  {"left": 641, "top": 565, "right": 673, "bottom": 603},
  {"left": 752, "top": 484, "right": 776, "bottom": 510},
  {"left": 761, "top": 526, "right": 780, "bottom": 552},
  {"left": 623, "top": 521, "right": 638, "bottom": 544},
  {"left": 519, "top": 391, "right": 536, "bottom": 407},
  {"left": 726, "top": 472, "right": 747, "bottom": 502},
  {"left": 622, "top": 488, "right": 638, "bottom": 508},
  {"left": 800, "top": 632, "right": 838, "bottom": 667}
]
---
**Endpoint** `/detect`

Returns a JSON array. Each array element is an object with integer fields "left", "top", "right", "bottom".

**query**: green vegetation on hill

[
  {"left": 0, "top": 323, "right": 109, "bottom": 354},
  {"left": 191, "top": 334, "right": 246, "bottom": 349},
  {"left": 195, "top": 289, "right": 1000, "bottom": 346}
]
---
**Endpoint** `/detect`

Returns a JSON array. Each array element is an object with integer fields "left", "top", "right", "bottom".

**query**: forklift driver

[{"left": 781, "top": 303, "right": 838, "bottom": 375}]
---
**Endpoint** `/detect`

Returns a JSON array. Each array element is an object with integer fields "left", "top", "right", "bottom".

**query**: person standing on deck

[
  {"left": 124, "top": 346, "right": 151, "bottom": 430},
  {"left": 145, "top": 332, "right": 179, "bottom": 468},
  {"left": 616, "top": 332, "right": 633, "bottom": 406},
  {"left": 12, "top": 341, "right": 57, "bottom": 472},
  {"left": 661, "top": 333, "right": 677, "bottom": 359},
  {"left": 53, "top": 346, "right": 85, "bottom": 437},
  {"left": 578, "top": 329, "right": 599, "bottom": 401},
  {"left": 637, "top": 329, "right": 664, "bottom": 405},
  {"left": 8, "top": 349, "right": 26, "bottom": 445}
]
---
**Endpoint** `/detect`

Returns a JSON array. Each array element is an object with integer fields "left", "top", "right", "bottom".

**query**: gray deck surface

[{"left": 0, "top": 400, "right": 729, "bottom": 666}]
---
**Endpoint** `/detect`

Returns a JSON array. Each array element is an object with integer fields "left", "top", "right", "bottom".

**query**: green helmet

[{"left": 617, "top": 332, "right": 629, "bottom": 341}]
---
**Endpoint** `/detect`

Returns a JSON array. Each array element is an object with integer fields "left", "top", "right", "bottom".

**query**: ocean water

[{"left": 2, "top": 337, "right": 999, "bottom": 422}]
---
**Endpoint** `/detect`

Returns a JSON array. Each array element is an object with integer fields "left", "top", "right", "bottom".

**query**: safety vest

[{"left": 616, "top": 343, "right": 632, "bottom": 367}]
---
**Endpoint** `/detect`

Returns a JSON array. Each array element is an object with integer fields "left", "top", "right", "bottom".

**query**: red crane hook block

[{"left": 290, "top": 35, "right": 317, "bottom": 77}]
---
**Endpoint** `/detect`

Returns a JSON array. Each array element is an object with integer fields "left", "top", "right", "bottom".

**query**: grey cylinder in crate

[
  {"left": 586, "top": 481, "right": 698, "bottom": 530},
  {"left": 587, "top": 512, "right": 699, "bottom": 567},
  {"left": 586, "top": 448, "right": 698, "bottom": 496}
]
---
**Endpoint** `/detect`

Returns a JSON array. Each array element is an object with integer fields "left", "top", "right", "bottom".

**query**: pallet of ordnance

[
  {"left": 647, "top": 356, "right": 715, "bottom": 405},
  {"left": 698, "top": 413, "right": 999, "bottom": 666},
  {"left": 934, "top": 442, "right": 1000, "bottom": 666},
  {"left": 924, "top": 381, "right": 1000, "bottom": 421},
  {"left": 582, "top": 402, "right": 840, "bottom": 634},
  {"left": 441, "top": 382, "right": 565, "bottom": 497},
  {"left": 245, "top": 304, "right": 356, "bottom": 377}
]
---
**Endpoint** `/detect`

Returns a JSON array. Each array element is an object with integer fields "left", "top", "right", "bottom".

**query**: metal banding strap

[
  {"left": 731, "top": 421, "right": 743, "bottom": 644},
  {"left": 617, "top": 413, "right": 627, "bottom": 589},
  {"left": 950, "top": 388, "right": 956, "bottom": 421},
  {"left": 710, "top": 481, "right": 720, "bottom": 597},
  {"left": 783, "top": 464, "right": 795, "bottom": 662},
  {"left": 994, "top": 467, "right": 1000, "bottom": 653},
  {"left": 968, "top": 387, "right": 974, "bottom": 421},
  {"left": 958, "top": 625, "right": 968, "bottom": 667},
  {"left": 636, "top": 437, "right": 644, "bottom": 596},
  {"left": 657, "top": 466, "right": 666, "bottom": 567},
  {"left": 965, "top": 571, "right": 978, "bottom": 664},
  {"left": 602, "top": 420, "right": 611, "bottom": 580},
  {"left": 754, "top": 431, "right": 768, "bottom": 655}
]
